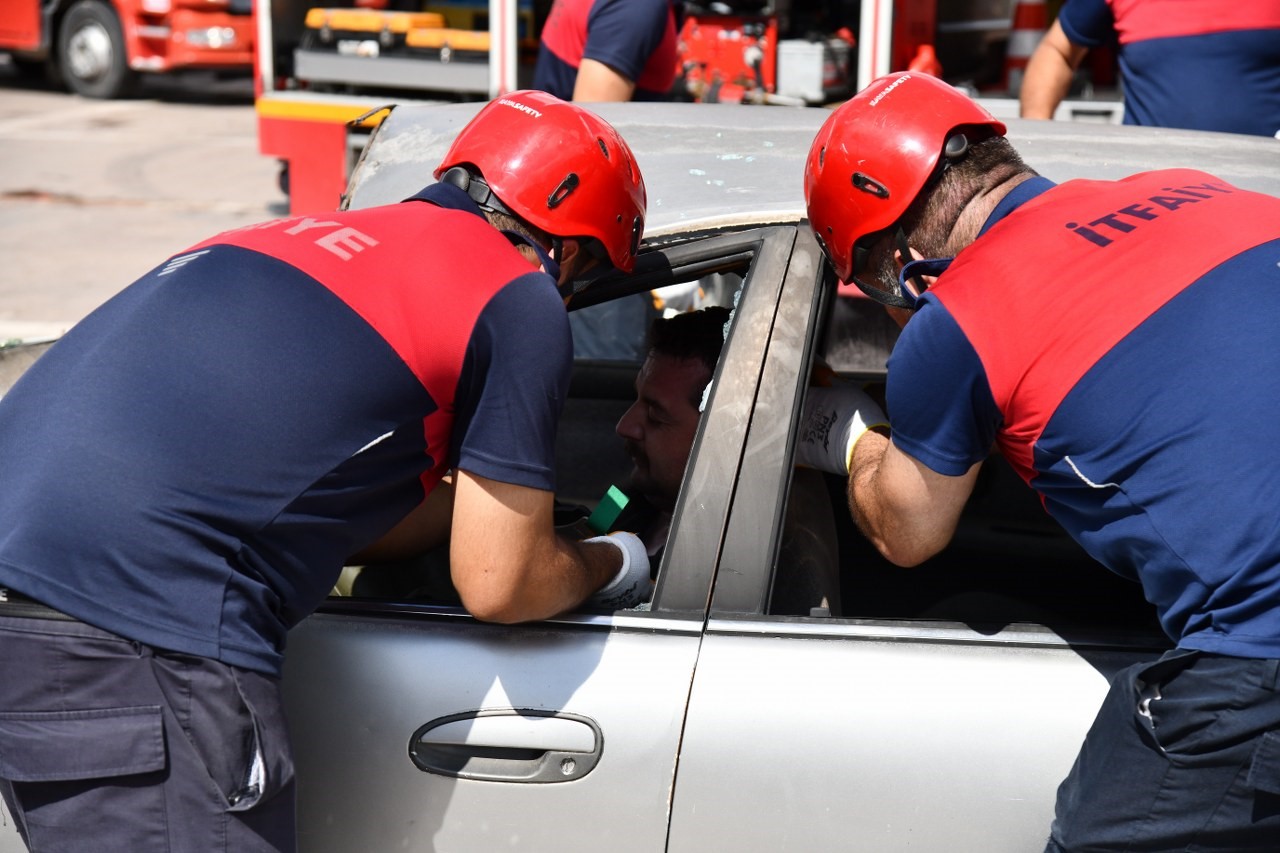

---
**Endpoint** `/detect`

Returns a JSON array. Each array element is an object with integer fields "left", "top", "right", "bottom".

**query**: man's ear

[
  {"left": 555, "top": 238, "right": 600, "bottom": 284},
  {"left": 558, "top": 238, "right": 585, "bottom": 267}
]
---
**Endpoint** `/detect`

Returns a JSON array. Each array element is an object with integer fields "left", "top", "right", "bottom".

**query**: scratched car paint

[{"left": 1, "top": 104, "right": 1277, "bottom": 853}]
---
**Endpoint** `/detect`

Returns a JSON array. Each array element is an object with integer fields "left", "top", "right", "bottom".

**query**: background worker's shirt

[
  {"left": 534, "top": 0, "right": 678, "bottom": 101},
  {"left": 886, "top": 170, "right": 1280, "bottom": 656},
  {"left": 1057, "top": 0, "right": 1280, "bottom": 136},
  {"left": 0, "top": 183, "right": 572, "bottom": 676}
]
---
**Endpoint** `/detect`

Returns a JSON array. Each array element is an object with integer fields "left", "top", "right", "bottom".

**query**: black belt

[{"left": 0, "top": 589, "right": 78, "bottom": 621}]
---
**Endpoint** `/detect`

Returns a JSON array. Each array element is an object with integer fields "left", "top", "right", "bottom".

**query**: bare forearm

[
  {"left": 846, "top": 431, "right": 923, "bottom": 565},
  {"left": 459, "top": 535, "right": 620, "bottom": 624},
  {"left": 1020, "top": 22, "right": 1088, "bottom": 119},
  {"left": 573, "top": 58, "right": 636, "bottom": 102},
  {"left": 846, "top": 431, "right": 977, "bottom": 567}
]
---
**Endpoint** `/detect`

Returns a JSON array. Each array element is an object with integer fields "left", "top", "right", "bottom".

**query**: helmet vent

[
  {"left": 596, "top": 137, "right": 610, "bottom": 159},
  {"left": 547, "top": 173, "right": 581, "bottom": 209},
  {"left": 852, "top": 172, "right": 890, "bottom": 199}
]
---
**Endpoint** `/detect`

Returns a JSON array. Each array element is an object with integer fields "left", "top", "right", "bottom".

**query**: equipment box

[
  {"left": 301, "top": 9, "right": 446, "bottom": 57},
  {"left": 776, "top": 38, "right": 852, "bottom": 105},
  {"left": 406, "top": 27, "right": 489, "bottom": 63}
]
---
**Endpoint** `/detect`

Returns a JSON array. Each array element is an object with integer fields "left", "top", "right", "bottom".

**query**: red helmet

[
  {"left": 804, "top": 72, "right": 1006, "bottom": 286},
  {"left": 434, "top": 90, "right": 647, "bottom": 273}
]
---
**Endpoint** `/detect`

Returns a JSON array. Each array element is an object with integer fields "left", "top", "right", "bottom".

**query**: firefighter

[
  {"left": 0, "top": 90, "right": 651, "bottom": 852},
  {"left": 801, "top": 71, "right": 1280, "bottom": 850},
  {"left": 533, "top": 0, "right": 680, "bottom": 102}
]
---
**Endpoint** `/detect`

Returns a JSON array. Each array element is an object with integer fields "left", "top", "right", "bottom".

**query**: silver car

[
  {"left": 2, "top": 103, "right": 1277, "bottom": 853},
  {"left": 281, "top": 105, "right": 1280, "bottom": 852}
]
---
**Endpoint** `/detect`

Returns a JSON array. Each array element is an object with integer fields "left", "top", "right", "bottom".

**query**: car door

[
  {"left": 666, "top": 225, "right": 1170, "bottom": 852},
  {"left": 282, "top": 227, "right": 798, "bottom": 852}
]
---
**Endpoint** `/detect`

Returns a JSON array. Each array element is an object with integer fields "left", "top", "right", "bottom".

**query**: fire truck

[
  {"left": 256, "top": 0, "right": 537, "bottom": 214},
  {"left": 0, "top": 0, "right": 255, "bottom": 98},
  {"left": 254, "top": 0, "right": 1120, "bottom": 216}
]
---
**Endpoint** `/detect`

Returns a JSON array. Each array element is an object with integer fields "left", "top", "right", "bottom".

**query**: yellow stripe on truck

[{"left": 255, "top": 98, "right": 388, "bottom": 128}]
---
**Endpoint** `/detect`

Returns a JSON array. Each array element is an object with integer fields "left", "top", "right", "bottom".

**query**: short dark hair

[{"left": 646, "top": 306, "right": 732, "bottom": 407}]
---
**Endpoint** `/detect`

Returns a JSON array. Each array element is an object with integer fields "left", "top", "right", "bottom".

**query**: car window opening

[{"left": 334, "top": 253, "right": 749, "bottom": 614}]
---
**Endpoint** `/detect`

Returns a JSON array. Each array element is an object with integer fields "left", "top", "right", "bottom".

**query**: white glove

[
  {"left": 794, "top": 384, "right": 889, "bottom": 476},
  {"left": 585, "top": 531, "right": 652, "bottom": 609}
]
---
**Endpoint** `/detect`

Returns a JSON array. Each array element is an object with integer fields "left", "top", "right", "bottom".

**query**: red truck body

[{"left": 0, "top": 0, "right": 255, "bottom": 98}]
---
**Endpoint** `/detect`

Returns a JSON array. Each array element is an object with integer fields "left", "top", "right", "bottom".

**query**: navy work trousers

[
  {"left": 0, "top": 613, "right": 295, "bottom": 852},
  {"left": 1047, "top": 649, "right": 1280, "bottom": 852}
]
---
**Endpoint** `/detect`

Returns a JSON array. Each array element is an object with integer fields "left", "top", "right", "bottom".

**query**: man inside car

[{"left": 611, "top": 305, "right": 841, "bottom": 615}]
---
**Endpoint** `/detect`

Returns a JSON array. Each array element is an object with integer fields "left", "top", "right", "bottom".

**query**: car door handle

[{"left": 408, "top": 709, "right": 603, "bottom": 783}]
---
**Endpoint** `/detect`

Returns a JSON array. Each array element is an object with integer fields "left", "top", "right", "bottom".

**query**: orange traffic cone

[
  {"left": 1005, "top": 0, "right": 1047, "bottom": 94},
  {"left": 907, "top": 44, "right": 943, "bottom": 77}
]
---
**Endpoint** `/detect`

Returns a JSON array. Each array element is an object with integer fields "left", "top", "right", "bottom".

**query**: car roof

[{"left": 345, "top": 101, "right": 1280, "bottom": 239}]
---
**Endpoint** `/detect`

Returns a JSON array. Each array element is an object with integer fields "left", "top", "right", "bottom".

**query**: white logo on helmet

[
  {"left": 498, "top": 98, "right": 543, "bottom": 118},
  {"left": 869, "top": 74, "right": 912, "bottom": 107}
]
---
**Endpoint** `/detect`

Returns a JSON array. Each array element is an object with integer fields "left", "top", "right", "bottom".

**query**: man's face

[{"left": 615, "top": 352, "right": 711, "bottom": 512}]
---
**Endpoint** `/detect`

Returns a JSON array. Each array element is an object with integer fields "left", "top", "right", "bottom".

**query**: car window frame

[
  {"left": 648, "top": 226, "right": 799, "bottom": 615},
  {"left": 707, "top": 222, "right": 825, "bottom": 616}
]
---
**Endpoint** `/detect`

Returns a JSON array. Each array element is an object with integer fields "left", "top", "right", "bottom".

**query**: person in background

[
  {"left": 0, "top": 90, "right": 653, "bottom": 852},
  {"left": 804, "top": 71, "right": 1280, "bottom": 849},
  {"left": 533, "top": 0, "right": 681, "bottom": 102},
  {"left": 1019, "top": 0, "right": 1280, "bottom": 137}
]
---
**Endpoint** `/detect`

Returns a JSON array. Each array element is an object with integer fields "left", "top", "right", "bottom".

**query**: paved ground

[{"left": 0, "top": 67, "right": 287, "bottom": 343}]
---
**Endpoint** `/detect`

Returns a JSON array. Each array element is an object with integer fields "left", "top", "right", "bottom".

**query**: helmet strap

[
  {"left": 896, "top": 255, "right": 953, "bottom": 309},
  {"left": 896, "top": 226, "right": 931, "bottom": 303},
  {"left": 847, "top": 229, "right": 924, "bottom": 311}
]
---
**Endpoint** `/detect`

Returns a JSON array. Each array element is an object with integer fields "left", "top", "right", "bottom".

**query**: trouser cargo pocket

[
  {"left": 0, "top": 706, "right": 165, "bottom": 781},
  {"left": 0, "top": 706, "right": 169, "bottom": 851}
]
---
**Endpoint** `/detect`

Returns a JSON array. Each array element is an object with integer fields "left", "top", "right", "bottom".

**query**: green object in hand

[{"left": 587, "top": 485, "right": 630, "bottom": 534}]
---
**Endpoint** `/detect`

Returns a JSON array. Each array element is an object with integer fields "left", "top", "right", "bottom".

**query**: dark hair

[
  {"left": 482, "top": 208, "right": 555, "bottom": 254},
  {"left": 646, "top": 306, "right": 731, "bottom": 406}
]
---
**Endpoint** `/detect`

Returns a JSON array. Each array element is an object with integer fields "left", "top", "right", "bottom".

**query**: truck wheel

[{"left": 56, "top": 0, "right": 139, "bottom": 98}]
